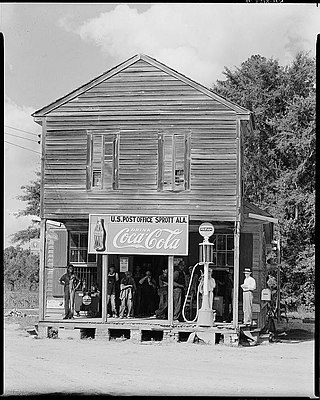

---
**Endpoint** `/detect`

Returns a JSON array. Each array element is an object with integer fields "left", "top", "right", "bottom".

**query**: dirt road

[{"left": 4, "top": 322, "right": 316, "bottom": 397}]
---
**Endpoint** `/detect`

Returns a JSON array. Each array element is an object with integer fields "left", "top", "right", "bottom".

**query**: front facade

[{"left": 33, "top": 54, "right": 276, "bottom": 341}]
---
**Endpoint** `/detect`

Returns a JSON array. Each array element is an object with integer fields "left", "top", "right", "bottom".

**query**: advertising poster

[
  {"left": 88, "top": 214, "right": 189, "bottom": 256},
  {"left": 119, "top": 257, "right": 129, "bottom": 272}
]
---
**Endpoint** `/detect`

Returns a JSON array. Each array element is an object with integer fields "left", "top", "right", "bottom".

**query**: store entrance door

[{"left": 131, "top": 255, "right": 167, "bottom": 318}]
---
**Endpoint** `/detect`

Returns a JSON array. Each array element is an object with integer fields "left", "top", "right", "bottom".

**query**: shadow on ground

[{"left": 276, "top": 329, "right": 314, "bottom": 343}]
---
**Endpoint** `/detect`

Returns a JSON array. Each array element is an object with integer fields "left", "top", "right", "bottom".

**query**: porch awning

[{"left": 243, "top": 201, "right": 278, "bottom": 224}]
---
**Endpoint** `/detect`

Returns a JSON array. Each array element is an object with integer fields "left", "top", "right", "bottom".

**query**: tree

[
  {"left": 11, "top": 170, "right": 41, "bottom": 245},
  {"left": 4, "top": 246, "right": 39, "bottom": 291},
  {"left": 212, "top": 52, "right": 315, "bottom": 310},
  {"left": 5, "top": 171, "right": 41, "bottom": 293}
]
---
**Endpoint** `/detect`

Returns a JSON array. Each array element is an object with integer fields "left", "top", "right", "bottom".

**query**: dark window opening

[
  {"left": 178, "top": 331, "right": 192, "bottom": 342},
  {"left": 109, "top": 329, "right": 131, "bottom": 340},
  {"left": 141, "top": 330, "right": 163, "bottom": 342}
]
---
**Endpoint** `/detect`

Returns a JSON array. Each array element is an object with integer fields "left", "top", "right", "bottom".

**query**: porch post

[
  {"left": 101, "top": 255, "right": 108, "bottom": 322},
  {"left": 233, "top": 220, "right": 240, "bottom": 329},
  {"left": 168, "top": 256, "right": 174, "bottom": 325},
  {"left": 39, "top": 218, "right": 47, "bottom": 320}
]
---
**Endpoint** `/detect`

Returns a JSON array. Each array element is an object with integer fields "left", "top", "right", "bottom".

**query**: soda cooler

[{"left": 75, "top": 291, "right": 100, "bottom": 317}]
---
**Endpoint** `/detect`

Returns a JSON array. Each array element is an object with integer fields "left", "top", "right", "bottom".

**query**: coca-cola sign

[{"left": 88, "top": 214, "right": 189, "bottom": 255}]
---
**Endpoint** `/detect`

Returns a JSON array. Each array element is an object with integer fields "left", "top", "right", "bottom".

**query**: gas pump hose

[{"left": 182, "top": 263, "right": 202, "bottom": 323}]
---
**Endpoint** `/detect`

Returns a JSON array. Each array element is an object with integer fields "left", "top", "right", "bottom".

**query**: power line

[
  {"left": 5, "top": 140, "right": 41, "bottom": 155},
  {"left": 5, "top": 125, "right": 39, "bottom": 137},
  {"left": 5, "top": 132, "right": 39, "bottom": 143}
]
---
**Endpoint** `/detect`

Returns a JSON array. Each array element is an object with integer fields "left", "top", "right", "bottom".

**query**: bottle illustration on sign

[{"left": 93, "top": 218, "right": 106, "bottom": 252}]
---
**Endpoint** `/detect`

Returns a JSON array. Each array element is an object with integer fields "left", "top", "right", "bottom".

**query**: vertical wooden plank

[
  {"left": 157, "top": 133, "right": 163, "bottom": 190},
  {"left": 40, "top": 117, "right": 46, "bottom": 218},
  {"left": 39, "top": 219, "right": 46, "bottom": 320},
  {"left": 101, "top": 255, "right": 108, "bottom": 322},
  {"left": 168, "top": 256, "right": 174, "bottom": 325},
  {"left": 233, "top": 118, "right": 242, "bottom": 329},
  {"left": 233, "top": 221, "right": 240, "bottom": 329},
  {"left": 86, "top": 132, "right": 92, "bottom": 190},
  {"left": 39, "top": 116, "right": 47, "bottom": 321}
]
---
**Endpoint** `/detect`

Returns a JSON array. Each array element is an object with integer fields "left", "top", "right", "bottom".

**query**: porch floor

[
  {"left": 38, "top": 308, "right": 259, "bottom": 346},
  {"left": 43, "top": 308, "right": 235, "bottom": 329}
]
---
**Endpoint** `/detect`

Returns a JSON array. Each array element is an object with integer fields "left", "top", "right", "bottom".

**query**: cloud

[
  {"left": 59, "top": 3, "right": 319, "bottom": 87},
  {"left": 4, "top": 97, "right": 41, "bottom": 247}
]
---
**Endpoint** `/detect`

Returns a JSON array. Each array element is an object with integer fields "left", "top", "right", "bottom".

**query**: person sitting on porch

[
  {"left": 119, "top": 271, "right": 136, "bottom": 318},
  {"left": 241, "top": 267, "right": 256, "bottom": 326},
  {"left": 139, "top": 270, "right": 157, "bottom": 317},
  {"left": 155, "top": 267, "right": 168, "bottom": 319},
  {"left": 173, "top": 261, "right": 187, "bottom": 322},
  {"left": 59, "top": 264, "right": 80, "bottom": 319},
  {"left": 107, "top": 265, "right": 119, "bottom": 318},
  {"left": 198, "top": 267, "right": 216, "bottom": 310}
]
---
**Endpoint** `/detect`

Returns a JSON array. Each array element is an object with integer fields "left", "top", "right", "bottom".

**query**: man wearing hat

[{"left": 241, "top": 268, "right": 256, "bottom": 326}]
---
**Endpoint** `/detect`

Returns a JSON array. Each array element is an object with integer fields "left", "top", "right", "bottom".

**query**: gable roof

[{"left": 32, "top": 53, "right": 251, "bottom": 118}]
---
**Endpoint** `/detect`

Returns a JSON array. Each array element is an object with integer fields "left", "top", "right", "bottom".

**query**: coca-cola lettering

[{"left": 113, "top": 228, "right": 182, "bottom": 250}]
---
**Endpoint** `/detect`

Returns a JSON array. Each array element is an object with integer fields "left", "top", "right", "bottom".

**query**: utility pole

[
  {"left": 272, "top": 238, "right": 281, "bottom": 321},
  {"left": 276, "top": 238, "right": 281, "bottom": 321}
]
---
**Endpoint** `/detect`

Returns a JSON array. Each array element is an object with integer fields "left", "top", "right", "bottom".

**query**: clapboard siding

[{"left": 40, "top": 58, "right": 245, "bottom": 220}]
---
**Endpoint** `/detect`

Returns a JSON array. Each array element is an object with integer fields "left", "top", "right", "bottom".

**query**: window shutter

[
  {"left": 52, "top": 268, "right": 66, "bottom": 297},
  {"left": 52, "top": 228, "right": 68, "bottom": 297},
  {"left": 103, "top": 134, "right": 114, "bottom": 190},
  {"left": 184, "top": 132, "right": 191, "bottom": 190},
  {"left": 173, "top": 134, "right": 185, "bottom": 191},
  {"left": 157, "top": 133, "right": 164, "bottom": 190},
  {"left": 163, "top": 134, "right": 173, "bottom": 190},
  {"left": 113, "top": 133, "right": 119, "bottom": 190},
  {"left": 92, "top": 134, "right": 103, "bottom": 188}
]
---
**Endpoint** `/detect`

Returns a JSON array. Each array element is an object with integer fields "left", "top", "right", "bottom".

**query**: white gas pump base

[
  {"left": 197, "top": 308, "right": 214, "bottom": 327},
  {"left": 197, "top": 293, "right": 215, "bottom": 327}
]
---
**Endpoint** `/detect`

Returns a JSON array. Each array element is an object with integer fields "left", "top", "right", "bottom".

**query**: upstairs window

[
  {"left": 158, "top": 132, "right": 191, "bottom": 191},
  {"left": 86, "top": 132, "right": 119, "bottom": 190}
]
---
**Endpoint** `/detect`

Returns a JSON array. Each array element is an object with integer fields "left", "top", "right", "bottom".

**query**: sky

[{"left": 2, "top": 2, "right": 319, "bottom": 248}]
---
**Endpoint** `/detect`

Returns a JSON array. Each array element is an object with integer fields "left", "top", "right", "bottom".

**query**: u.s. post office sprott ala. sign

[{"left": 88, "top": 214, "right": 189, "bottom": 256}]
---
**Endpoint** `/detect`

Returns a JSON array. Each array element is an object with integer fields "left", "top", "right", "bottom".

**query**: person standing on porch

[
  {"left": 133, "top": 265, "right": 144, "bottom": 317},
  {"left": 241, "top": 267, "right": 256, "bottom": 326},
  {"left": 107, "top": 265, "right": 119, "bottom": 318},
  {"left": 139, "top": 270, "right": 157, "bottom": 317},
  {"left": 155, "top": 267, "right": 168, "bottom": 319},
  {"left": 119, "top": 271, "right": 136, "bottom": 318},
  {"left": 59, "top": 264, "right": 80, "bottom": 319},
  {"left": 173, "top": 261, "right": 186, "bottom": 322}
]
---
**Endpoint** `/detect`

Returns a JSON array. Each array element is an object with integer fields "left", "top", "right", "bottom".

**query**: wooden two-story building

[{"left": 32, "top": 54, "right": 277, "bottom": 343}]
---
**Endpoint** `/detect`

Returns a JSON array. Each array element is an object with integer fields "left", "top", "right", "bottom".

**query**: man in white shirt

[{"left": 241, "top": 267, "right": 256, "bottom": 326}]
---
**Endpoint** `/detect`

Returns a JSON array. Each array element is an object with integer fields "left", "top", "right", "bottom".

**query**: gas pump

[
  {"left": 182, "top": 222, "right": 215, "bottom": 327},
  {"left": 197, "top": 223, "right": 215, "bottom": 327}
]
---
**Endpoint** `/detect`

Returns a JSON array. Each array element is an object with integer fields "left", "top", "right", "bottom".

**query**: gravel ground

[{"left": 3, "top": 318, "right": 316, "bottom": 397}]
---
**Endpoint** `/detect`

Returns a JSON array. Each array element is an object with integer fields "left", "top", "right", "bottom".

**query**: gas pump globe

[{"left": 198, "top": 223, "right": 215, "bottom": 327}]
